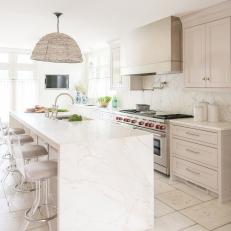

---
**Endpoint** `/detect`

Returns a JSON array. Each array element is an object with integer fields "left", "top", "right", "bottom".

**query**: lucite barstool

[
  {"left": 0, "top": 119, "right": 26, "bottom": 163},
  {"left": 12, "top": 135, "right": 57, "bottom": 226},
  {"left": 2, "top": 133, "right": 34, "bottom": 182},
  {"left": 2, "top": 132, "right": 49, "bottom": 211},
  {"left": 14, "top": 143, "right": 49, "bottom": 193},
  {"left": 8, "top": 133, "right": 49, "bottom": 192}
]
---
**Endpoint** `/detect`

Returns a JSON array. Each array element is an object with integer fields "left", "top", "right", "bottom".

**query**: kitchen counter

[
  {"left": 9, "top": 112, "right": 154, "bottom": 231},
  {"left": 170, "top": 118, "right": 231, "bottom": 131},
  {"left": 10, "top": 112, "right": 145, "bottom": 149}
]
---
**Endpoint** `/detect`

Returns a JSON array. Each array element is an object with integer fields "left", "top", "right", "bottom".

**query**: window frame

[{"left": 0, "top": 48, "right": 37, "bottom": 80}]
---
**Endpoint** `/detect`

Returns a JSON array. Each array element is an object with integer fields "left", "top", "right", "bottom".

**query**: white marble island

[{"left": 9, "top": 112, "right": 154, "bottom": 231}]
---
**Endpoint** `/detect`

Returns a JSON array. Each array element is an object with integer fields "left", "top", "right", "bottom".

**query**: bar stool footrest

[
  {"left": 2, "top": 153, "right": 13, "bottom": 160},
  {"left": 25, "top": 204, "right": 57, "bottom": 223},
  {"left": 14, "top": 182, "right": 35, "bottom": 193}
]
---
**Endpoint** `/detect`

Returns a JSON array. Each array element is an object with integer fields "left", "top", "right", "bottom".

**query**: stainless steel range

[{"left": 114, "top": 109, "right": 193, "bottom": 175}]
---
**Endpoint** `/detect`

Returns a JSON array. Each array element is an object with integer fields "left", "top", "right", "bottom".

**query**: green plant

[
  {"left": 57, "top": 109, "right": 69, "bottom": 112},
  {"left": 68, "top": 114, "right": 83, "bottom": 122},
  {"left": 98, "top": 96, "right": 112, "bottom": 106},
  {"left": 48, "top": 108, "right": 69, "bottom": 112}
]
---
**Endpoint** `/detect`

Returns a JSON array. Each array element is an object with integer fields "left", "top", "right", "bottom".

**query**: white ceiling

[{"left": 0, "top": 0, "right": 226, "bottom": 52}]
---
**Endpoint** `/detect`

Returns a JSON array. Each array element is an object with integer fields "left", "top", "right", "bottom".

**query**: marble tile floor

[
  {"left": 154, "top": 171, "right": 231, "bottom": 231},
  {"left": 1, "top": 160, "right": 231, "bottom": 231}
]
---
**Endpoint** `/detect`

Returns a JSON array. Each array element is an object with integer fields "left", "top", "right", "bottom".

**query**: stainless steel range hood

[{"left": 120, "top": 16, "right": 182, "bottom": 76}]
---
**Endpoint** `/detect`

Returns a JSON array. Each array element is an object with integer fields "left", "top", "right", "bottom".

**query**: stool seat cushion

[
  {"left": 11, "top": 134, "right": 33, "bottom": 144},
  {"left": 22, "top": 144, "right": 48, "bottom": 159},
  {"left": 5, "top": 128, "right": 25, "bottom": 136},
  {"left": 25, "top": 160, "right": 57, "bottom": 181}
]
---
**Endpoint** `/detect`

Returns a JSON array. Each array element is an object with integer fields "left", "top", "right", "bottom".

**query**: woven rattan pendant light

[{"left": 31, "top": 12, "right": 83, "bottom": 63}]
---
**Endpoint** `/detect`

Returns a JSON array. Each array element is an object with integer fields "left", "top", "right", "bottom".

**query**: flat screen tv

[{"left": 45, "top": 75, "right": 69, "bottom": 89}]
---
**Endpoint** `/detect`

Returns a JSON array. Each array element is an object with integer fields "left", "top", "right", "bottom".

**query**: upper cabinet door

[
  {"left": 184, "top": 24, "right": 206, "bottom": 87},
  {"left": 206, "top": 17, "right": 231, "bottom": 87}
]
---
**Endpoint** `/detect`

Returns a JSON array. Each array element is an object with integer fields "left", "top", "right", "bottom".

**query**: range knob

[
  {"left": 127, "top": 119, "right": 131, "bottom": 123},
  {"left": 131, "top": 120, "right": 137, "bottom": 124},
  {"left": 160, "top": 125, "right": 166, "bottom": 130},
  {"left": 123, "top": 118, "right": 127, "bottom": 122},
  {"left": 116, "top": 116, "right": 119, "bottom": 120},
  {"left": 155, "top": 124, "right": 160, "bottom": 129},
  {"left": 145, "top": 122, "right": 149, "bottom": 127},
  {"left": 139, "top": 121, "right": 144, "bottom": 125},
  {"left": 149, "top": 123, "right": 154, "bottom": 128}
]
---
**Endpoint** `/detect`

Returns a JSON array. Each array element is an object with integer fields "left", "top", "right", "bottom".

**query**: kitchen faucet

[
  {"left": 50, "top": 93, "right": 75, "bottom": 119},
  {"left": 54, "top": 93, "right": 75, "bottom": 107}
]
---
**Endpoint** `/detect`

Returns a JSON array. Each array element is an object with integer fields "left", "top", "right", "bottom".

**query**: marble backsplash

[{"left": 117, "top": 73, "right": 231, "bottom": 121}]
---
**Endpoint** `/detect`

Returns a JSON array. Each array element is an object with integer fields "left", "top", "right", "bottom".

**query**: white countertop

[
  {"left": 170, "top": 118, "right": 231, "bottom": 131},
  {"left": 10, "top": 112, "right": 148, "bottom": 147}
]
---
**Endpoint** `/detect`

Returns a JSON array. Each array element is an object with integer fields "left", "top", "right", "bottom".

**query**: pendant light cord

[
  {"left": 54, "top": 12, "right": 63, "bottom": 33},
  {"left": 57, "top": 16, "right": 59, "bottom": 32}
]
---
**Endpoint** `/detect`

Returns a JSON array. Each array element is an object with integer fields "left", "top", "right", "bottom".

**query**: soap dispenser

[{"left": 112, "top": 96, "right": 118, "bottom": 108}]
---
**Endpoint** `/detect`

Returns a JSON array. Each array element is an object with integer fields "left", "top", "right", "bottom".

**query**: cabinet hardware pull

[
  {"left": 186, "top": 168, "right": 200, "bottom": 175},
  {"left": 202, "top": 77, "right": 206, "bottom": 80},
  {"left": 185, "top": 132, "right": 199, "bottom": 137},
  {"left": 207, "top": 77, "right": 210, "bottom": 81},
  {"left": 186, "top": 149, "right": 200, "bottom": 154}
]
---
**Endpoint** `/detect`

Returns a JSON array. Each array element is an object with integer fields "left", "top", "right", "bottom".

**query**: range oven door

[
  {"left": 132, "top": 126, "right": 167, "bottom": 167},
  {"left": 153, "top": 132, "right": 167, "bottom": 168}
]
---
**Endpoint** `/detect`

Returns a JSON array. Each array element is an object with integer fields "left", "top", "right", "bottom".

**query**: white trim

[
  {"left": 0, "top": 48, "right": 37, "bottom": 80},
  {"left": 181, "top": 0, "right": 231, "bottom": 28},
  {"left": 0, "top": 47, "right": 31, "bottom": 54}
]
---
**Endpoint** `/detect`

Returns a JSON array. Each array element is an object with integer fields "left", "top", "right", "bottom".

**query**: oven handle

[{"left": 133, "top": 126, "right": 166, "bottom": 137}]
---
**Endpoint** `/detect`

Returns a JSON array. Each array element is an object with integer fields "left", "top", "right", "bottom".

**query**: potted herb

[{"left": 98, "top": 96, "right": 112, "bottom": 108}]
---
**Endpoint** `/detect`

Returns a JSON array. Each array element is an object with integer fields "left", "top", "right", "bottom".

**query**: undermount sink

[
  {"left": 56, "top": 116, "right": 69, "bottom": 120},
  {"left": 57, "top": 116, "right": 91, "bottom": 121}
]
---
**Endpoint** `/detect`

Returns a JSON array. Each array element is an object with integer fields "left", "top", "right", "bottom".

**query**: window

[
  {"left": 0, "top": 70, "right": 9, "bottom": 79},
  {"left": 0, "top": 48, "right": 38, "bottom": 121},
  {"left": 87, "top": 48, "right": 115, "bottom": 99},
  {"left": 17, "top": 70, "right": 34, "bottom": 80},
  {"left": 0, "top": 53, "right": 9, "bottom": 63},
  {"left": 17, "top": 54, "right": 33, "bottom": 64},
  {"left": 88, "top": 49, "right": 110, "bottom": 79}
]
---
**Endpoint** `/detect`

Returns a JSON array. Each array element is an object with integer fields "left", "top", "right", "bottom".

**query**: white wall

[
  {"left": 37, "top": 60, "right": 87, "bottom": 108},
  {"left": 116, "top": 74, "right": 231, "bottom": 121}
]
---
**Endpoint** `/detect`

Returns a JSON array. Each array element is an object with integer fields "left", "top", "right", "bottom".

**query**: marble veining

[
  {"left": 9, "top": 113, "right": 154, "bottom": 231},
  {"left": 59, "top": 135, "right": 154, "bottom": 231}
]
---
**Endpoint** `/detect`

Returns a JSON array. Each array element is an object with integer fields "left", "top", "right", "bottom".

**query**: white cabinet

[
  {"left": 170, "top": 121, "right": 231, "bottom": 203},
  {"left": 172, "top": 157, "right": 218, "bottom": 190},
  {"left": 184, "top": 17, "right": 231, "bottom": 88},
  {"left": 206, "top": 18, "right": 231, "bottom": 87},
  {"left": 184, "top": 24, "right": 206, "bottom": 87}
]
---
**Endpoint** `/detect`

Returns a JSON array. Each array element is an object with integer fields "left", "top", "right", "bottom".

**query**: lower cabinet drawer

[
  {"left": 172, "top": 138, "right": 218, "bottom": 168},
  {"left": 171, "top": 125, "right": 218, "bottom": 145},
  {"left": 172, "top": 157, "right": 218, "bottom": 190}
]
